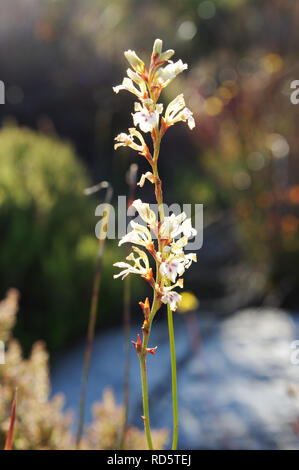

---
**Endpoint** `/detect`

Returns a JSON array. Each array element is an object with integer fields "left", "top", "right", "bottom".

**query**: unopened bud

[
  {"left": 142, "top": 268, "right": 154, "bottom": 287},
  {"left": 139, "top": 297, "right": 151, "bottom": 317},
  {"left": 159, "top": 49, "right": 175, "bottom": 63},
  {"left": 124, "top": 50, "right": 145, "bottom": 74},
  {"left": 152, "top": 39, "right": 162, "bottom": 57},
  {"left": 132, "top": 333, "right": 142, "bottom": 355}
]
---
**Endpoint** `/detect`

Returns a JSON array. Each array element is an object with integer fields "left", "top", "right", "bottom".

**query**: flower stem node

[
  {"left": 141, "top": 268, "right": 154, "bottom": 287},
  {"left": 142, "top": 317, "right": 150, "bottom": 334},
  {"left": 139, "top": 297, "right": 151, "bottom": 317},
  {"left": 146, "top": 346, "right": 158, "bottom": 356},
  {"left": 132, "top": 334, "right": 142, "bottom": 355}
]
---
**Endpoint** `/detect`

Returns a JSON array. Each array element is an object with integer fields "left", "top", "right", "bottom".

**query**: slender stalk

[
  {"left": 120, "top": 164, "right": 138, "bottom": 448},
  {"left": 76, "top": 182, "right": 113, "bottom": 449},
  {"left": 138, "top": 296, "right": 160, "bottom": 449},
  {"left": 152, "top": 136, "right": 179, "bottom": 450},
  {"left": 167, "top": 304, "right": 178, "bottom": 450},
  {"left": 140, "top": 355, "right": 153, "bottom": 449}
]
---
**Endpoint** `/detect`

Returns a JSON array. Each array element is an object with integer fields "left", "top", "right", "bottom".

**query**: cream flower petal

[{"left": 132, "top": 199, "right": 156, "bottom": 227}]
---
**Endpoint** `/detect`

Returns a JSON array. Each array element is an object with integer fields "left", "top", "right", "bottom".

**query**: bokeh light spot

[
  {"left": 262, "top": 53, "right": 283, "bottom": 74},
  {"left": 232, "top": 171, "right": 251, "bottom": 190},
  {"left": 198, "top": 1, "right": 216, "bottom": 20},
  {"left": 266, "top": 133, "right": 289, "bottom": 159},
  {"left": 178, "top": 291, "right": 199, "bottom": 314},
  {"left": 204, "top": 96, "right": 223, "bottom": 116},
  {"left": 177, "top": 21, "right": 197, "bottom": 40},
  {"left": 247, "top": 152, "right": 265, "bottom": 171}
]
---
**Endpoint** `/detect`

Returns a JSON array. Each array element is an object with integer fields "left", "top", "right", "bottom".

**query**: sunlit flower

[
  {"left": 113, "top": 77, "right": 145, "bottom": 100},
  {"left": 164, "top": 94, "right": 195, "bottom": 130},
  {"left": 137, "top": 171, "right": 156, "bottom": 188},
  {"left": 159, "top": 212, "right": 186, "bottom": 239},
  {"left": 124, "top": 50, "right": 146, "bottom": 75},
  {"left": 160, "top": 252, "right": 197, "bottom": 283},
  {"left": 180, "top": 218, "right": 197, "bottom": 238},
  {"left": 160, "top": 258, "right": 185, "bottom": 283},
  {"left": 119, "top": 221, "right": 152, "bottom": 248},
  {"left": 113, "top": 246, "right": 150, "bottom": 280},
  {"left": 132, "top": 102, "right": 162, "bottom": 133},
  {"left": 132, "top": 199, "right": 157, "bottom": 229},
  {"left": 159, "top": 279, "right": 184, "bottom": 311},
  {"left": 114, "top": 128, "right": 149, "bottom": 157},
  {"left": 154, "top": 60, "right": 188, "bottom": 87}
]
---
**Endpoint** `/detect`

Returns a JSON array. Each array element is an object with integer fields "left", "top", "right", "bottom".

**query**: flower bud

[
  {"left": 124, "top": 50, "right": 145, "bottom": 74},
  {"left": 152, "top": 39, "right": 162, "bottom": 57},
  {"left": 132, "top": 334, "right": 142, "bottom": 355},
  {"left": 141, "top": 268, "right": 154, "bottom": 287},
  {"left": 159, "top": 49, "right": 175, "bottom": 63},
  {"left": 139, "top": 297, "right": 151, "bottom": 317}
]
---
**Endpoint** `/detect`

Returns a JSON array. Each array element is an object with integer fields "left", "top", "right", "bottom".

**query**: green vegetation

[{"left": 0, "top": 125, "right": 124, "bottom": 351}]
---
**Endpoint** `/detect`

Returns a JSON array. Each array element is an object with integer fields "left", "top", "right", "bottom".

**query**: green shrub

[{"left": 0, "top": 125, "right": 124, "bottom": 351}]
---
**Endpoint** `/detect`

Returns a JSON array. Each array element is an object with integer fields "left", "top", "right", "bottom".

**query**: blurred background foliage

[
  {"left": 0, "top": 290, "right": 167, "bottom": 449},
  {"left": 0, "top": 0, "right": 299, "bottom": 351},
  {"left": 0, "top": 125, "right": 124, "bottom": 352}
]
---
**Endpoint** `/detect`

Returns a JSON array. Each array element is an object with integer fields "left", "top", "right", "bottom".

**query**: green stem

[
  {"left": 150, "top": 130, "right": 179, "bottom": 450},
  {"left": 138, "top": 298, "right": 160, "bottom": 449},
  {"left": 140, "top": 354, "right": 153, "bottom": 449},
  {"left": 167, "top": 303, "right": 178, "bottom": 450}
]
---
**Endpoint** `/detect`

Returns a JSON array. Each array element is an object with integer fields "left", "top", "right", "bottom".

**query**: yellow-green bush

[{"left": 0, "top": 125, "right": 123, "bottom": 351}]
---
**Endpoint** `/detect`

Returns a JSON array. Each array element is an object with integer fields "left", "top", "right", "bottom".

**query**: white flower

[
  {"left": 124, "top": 50, "right": 145, "bottom": 74},
  {"left": 113, "top": 77, "right": 145, "bottom": 100},
  {"left": 160, "top": 258, "right": 185, "bottom": 283},
  {"left": 114, "top": 128, "right": 149, "bottom": 156},
  {"left": 155, "top": 60, "right": 188, "bottom": 87},
  {"left": 137, "top": 171, "right": 155, "bottom": 188},
  {"left": 170, "top": 235, "right": 188, "bottom": 254},
  {"left": 159, "top": 212, "right": 197, "bottom": 243},
  {"left": 132, "top": 102, "right": 162, "bottom": 133},
  {"left": 180, "top": 108, "right": 195, "bottom": 130},
  {"left": 164, "top": 94, "right": 195, "bottom": 130},
  {"left": 132, "top": 199, "right": 157, "bottom": 228},
  {"left": 159, "top": 279, "right": 184, "bottom": 311},
  {"left": 181, "top": 218, "right": 197, "bottom": 238},
  {"left": 184, "top": 252, "right": 197, "bottom": 269},
  {"left": 160, "top": 252, "right": 197, "bottom": 283},
  {"left": 162, "top": 291, "right": 182, "bottom": 311},
  {"left": 119, "top": 221, "right": 152, "bottom": 248},
  {"left": 159, "top": 212, "right": 187, "bottom": 239},
  {"left": 114, "top": 246, "right": 150, "bottom": 280}
]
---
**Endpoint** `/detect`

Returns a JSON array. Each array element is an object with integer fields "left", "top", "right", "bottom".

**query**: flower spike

[{"left": 113, "top": 39, "right": 197, "bottom": 450}]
